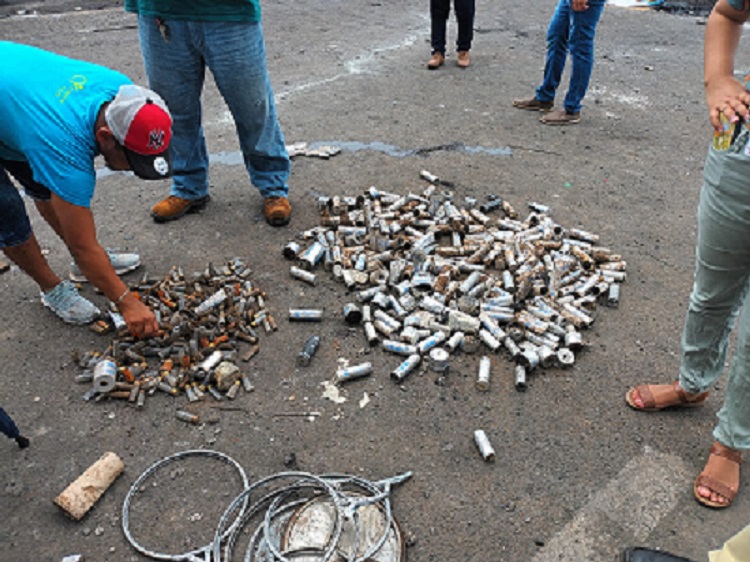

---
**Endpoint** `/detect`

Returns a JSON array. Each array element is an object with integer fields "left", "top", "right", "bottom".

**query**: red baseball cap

[{"left": 105, "top": 85, "right": 172, "bottom": 180}]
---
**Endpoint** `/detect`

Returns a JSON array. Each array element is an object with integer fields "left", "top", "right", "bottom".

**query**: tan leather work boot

[
  {"left": 151, "top": 195, "right": 210, "bottom": 223},
  {"left": 457, "top": 50, "right": 470, "bottom": 68},
  {"left": 264, "top": 196, "right": 292, "bottom": 226},
  {"left": 427, "top": 52, "right": 445, "bottom": 70}
]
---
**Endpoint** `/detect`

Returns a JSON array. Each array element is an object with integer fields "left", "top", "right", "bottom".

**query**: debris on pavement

[
  {"left": 283, "top": 171, "right": 627, "bottom": 390},
  {"left": 54, "top": 451, "right": 124, "bottom": 521},
  {"left": 122, "top": 449, "right": 410, "bottom": 562},
  {"left": 73, "top": 259, "right": 272, "bottom": 407},
  {"left": 286, "top": 141, "right": 342, "bottom": 159}
]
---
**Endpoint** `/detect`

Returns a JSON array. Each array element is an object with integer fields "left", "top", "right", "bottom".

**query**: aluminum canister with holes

[
  {"left": 289, "top": 308, "right": 324, "bottom": 322},
  {"left": 337, "top": 362, "right": 373, "bottom": 383},
  {"left": 390, "top": 354, "right": 422, "bottom": 383},
  {"left": 93, "top": 359, "right": 117, "bottom": 393},
  {"left": 476, "top": 356, "right": 492, "bottom": 391},
  {"left": 290, "top": 266, "right": 317, "bottom": 286},
  {"left": 473, "top": 429, "right": 496, "bottom": 462},
  {"left": 417, "top": 331, "right": 447, "bottom": 354},
  {"left": 557, "top": 348, "right": 575, "bottom": 368},
  {"left": 429, "top": 348, "right": 450, "bottom": 372},
  {"left": 383, "top": 339, "right": 418, "bottom": 356},
  {"left": 448, "top": 309, "right": 480, "bottom": 334}
]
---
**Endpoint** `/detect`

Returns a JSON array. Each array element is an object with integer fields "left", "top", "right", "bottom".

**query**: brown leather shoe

[
  {"left": 457, "top": 50, "right": 470, "bottom": 68},
  {"left": 265, "top": 196, "right": 292, "bottom": 226},
  {"left": 427, "top": 52, "right": 445, "bottom": 70},
  {"left": 151, "top": 195, "right": 210, "bottom": 223},
  {"left": 539, "top": 108, "right": 581, "bottom": 125},
  {"left": 512, "top": 97, "right": 554, "bottom": 112}
]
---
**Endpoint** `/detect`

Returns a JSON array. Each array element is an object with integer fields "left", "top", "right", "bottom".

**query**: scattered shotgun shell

[
  {"left": 514, "top": 364, "right": 528, "bottom": 391},
  {"left": 390, "top": 354, "right": 421, "bottom": 383},
  {"left": 337, "top": 362, "right": 373, "bottom": 383},
  {"left": 297, "top": 335, "right": 321, "bottom": 367},
  {"left": 289, "top": 308, "right": 323, "bottom": 322},
  {"left": 473, "top": 430, "right": 496, "bottom": 462},
  {"left": 476, "top": 356, "right": 491, "bottom": 391},
  {"left": 175, "top": 410, "right": 199, "bottom": 424},
  {"left": 290, "top": 266, "right": 317, "bottom": 286}
]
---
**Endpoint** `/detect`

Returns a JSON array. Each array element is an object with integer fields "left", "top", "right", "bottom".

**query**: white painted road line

[{"left": 532, "top": 446, "right": 693, "bottom": 562}]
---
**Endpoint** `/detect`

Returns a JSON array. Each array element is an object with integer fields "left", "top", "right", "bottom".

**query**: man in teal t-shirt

[
  {"left": 0, "top": 42, "right": 172, "bottom": 338},
  {"left": 125, "top": 0, "right": 293, "bottom": 227}
]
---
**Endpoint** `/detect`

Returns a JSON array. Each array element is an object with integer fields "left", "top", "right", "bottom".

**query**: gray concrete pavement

[{"left": 1, "top": 2, "right": 748, "bottom": 561}]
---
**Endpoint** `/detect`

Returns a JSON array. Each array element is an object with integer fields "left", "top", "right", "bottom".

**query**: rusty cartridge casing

[
  {"left": 337, "top": 362, "right": 373, "bottom": 383},
  {"left": 289, "top": 308, "right": 324, "bottom": 322},
  {"left": 93, "top": 359, "right": 117, "bottom": 394},
  {"left": 514, "top": 364, "right": 528, "bottom": 391},
  {"left": 297, "top": 335, "right": 321, "bottom": 366},
  {"left": 290, "top": 266, "right": 318, "bottom": 286},
  {"left": 390, "top": 354, "right": 422, "bottom": 383},
  {"left": 476, "top": 356, "right": 492, "bottom": 391},
  {"left": 473, "top": 430, "right": 496, "bottom": 462}
]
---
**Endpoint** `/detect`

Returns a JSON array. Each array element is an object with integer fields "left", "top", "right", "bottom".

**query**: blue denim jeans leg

[
  {"left": 535, "top": 0, "right": 605, "bottom": 114},
  {"left": 137, "top": 16, "right": 290, "bottom": 200}
]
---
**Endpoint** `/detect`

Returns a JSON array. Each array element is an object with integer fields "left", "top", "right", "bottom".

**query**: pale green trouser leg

[{"left": 679, "top": 136, "right": 750, "bottom": 450}]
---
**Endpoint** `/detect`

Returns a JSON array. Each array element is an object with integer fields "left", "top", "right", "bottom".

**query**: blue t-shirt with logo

[
  {"left": 0, "top": 41, "right": 132, "bottom": 207},
  {"left": 727, "top": 0, "right": 749, "bottom": 11}
]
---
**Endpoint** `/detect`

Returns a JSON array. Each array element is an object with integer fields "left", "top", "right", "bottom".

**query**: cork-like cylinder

[{"left": 54, "top": 452, "right": 124, "bottom": 520}]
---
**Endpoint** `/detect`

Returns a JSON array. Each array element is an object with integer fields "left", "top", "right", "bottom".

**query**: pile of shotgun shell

[
  {"left": 74, "top": 259, "right": 268, "bottom": 411},
  {"left": 284, "top": 170, "right": 625, "bottom": 390}
]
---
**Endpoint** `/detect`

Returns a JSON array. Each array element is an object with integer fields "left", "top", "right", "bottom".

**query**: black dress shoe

[{"left": 622, "top": 547, "right": 697, "bottom": 562}]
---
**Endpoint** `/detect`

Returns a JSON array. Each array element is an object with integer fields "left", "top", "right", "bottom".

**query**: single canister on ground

[
  {"left": 473, "top": 430, "right": 496, "bottom": 462},
  {"left": 476, "top": 356, "right": 491, "bottom": 391},
  {"left": 297, "top": 335, "right": 321, "bottom": 366},
  {"left": 54, "top": 451, "right": 125, "bottom": 520},
  {"left": 337, "top": 362, "right": 373, "bottom": 383}
]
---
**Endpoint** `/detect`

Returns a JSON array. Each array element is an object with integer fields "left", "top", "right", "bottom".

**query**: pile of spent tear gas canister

[
  {"left": 74, "top": 259, "right": 266, "bottom": 414},
  {"left": 284, "top": 170, "right": 626, "bottom": 391}
]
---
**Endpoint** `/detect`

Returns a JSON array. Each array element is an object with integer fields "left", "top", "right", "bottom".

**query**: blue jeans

[
  {"left": 535, "top": 0, "right": 605, "bottom": 114},
  {"left": 678, "top": 133, "right": 750, "bottom": 450},
  {"left": 137, "top": 16, "right": 290, "bottom": 201},
  {"left": 430, "top": 0, "right": 475, "bottom": 54},
  {"left": 0, "top": 159, "right": 50, "bottom": 248}
]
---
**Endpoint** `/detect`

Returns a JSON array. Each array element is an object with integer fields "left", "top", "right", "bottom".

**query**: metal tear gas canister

[
  {"left": 444, "top": 331, "right": 465, "bottom": 353},
  {"left": 297, "top": 335, "right": 321, "bottom": 366},
  {"left": 337, "top": 362, "right": 373, "bottom": 383},
  {"left": 93, "top": 359, "right": 117, "bottom": 393},
  {"left": 289, "top": 309, "right": 324, "bottom": 322},
  {"left": 383, "top": 339, "right": 418, "bottom": 356},
  {"left": 607, "top": 283, "right": 620, "bottom": 308},
  {"left": 343, "top": 303, "right": 363, "bottom": 325},
  {"left": 429, "top": 347, "right": 450, "bottom": 372},
  {"left": 476, "top": 356, "right": 491, "bottom": 391},
  {"left": 474, "top": 430, "right": 496, "bottom": 462},
  {"left": 417, "top": 331, "right": 447, "bottom": 354},
  {"left": 390, "top": 354, "right": 421, "bottom": 383},
  {"left": 557, "top": 348, "right": 575, "bottom": 368},
  {"left": 283, "top": 241, "right": 301, "bottom": 260},
  {"left": 290, "top": 266, "right": 317, "bottom": 286},
  {"left": 461, "top": 334, "right": 479, "bottom": 354},
  {"left": 298, "top": 241, "right": 325, "bottom": 270},
  {"left": 514, "top": 364, "right": 528, "bottom": 391},
  {"left": 479, "top": 329, "right": 501, "bottom": 353},
  {"left": 363, "top": 322, "right": 379, "bottom": 346},
  {"left": 175, "top": 410, "right": 199, "bottom": 424},
  {"left": 194, "top": 289, "right": 227, "bottom": 315}
]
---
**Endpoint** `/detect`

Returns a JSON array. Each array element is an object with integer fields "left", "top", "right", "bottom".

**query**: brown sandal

[
  {"left": 625, "top": 381, "right": 709, "bottom": 412},
  {"left": 694, "top": 442, "right": 741, "bottom": 509}
]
